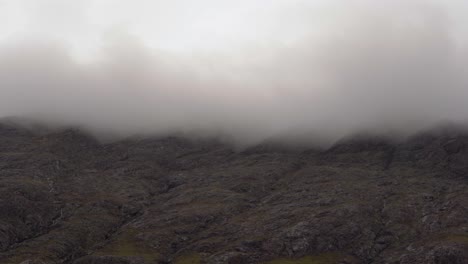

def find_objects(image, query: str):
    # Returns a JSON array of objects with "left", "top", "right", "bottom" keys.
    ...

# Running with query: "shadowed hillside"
[{"left": 0, "top": 122, "right": 467, "bottom": 264}]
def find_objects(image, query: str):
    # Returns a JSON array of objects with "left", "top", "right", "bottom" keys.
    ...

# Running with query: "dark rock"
[{"left": 0, "top": 124, "right": 467, "bottom": 263}]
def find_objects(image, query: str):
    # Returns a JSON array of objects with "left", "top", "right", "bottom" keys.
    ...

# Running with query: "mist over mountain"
[
  {"left": 1, "top": 0, "right": 468, "bottom": 146},
  {"left": 2, "top": 2, "right": 468, "bottom": 263}
]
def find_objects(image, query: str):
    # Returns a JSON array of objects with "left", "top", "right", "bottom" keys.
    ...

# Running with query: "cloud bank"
[{"left": 1, "top": 1, "right": 468, "bottom": 146}]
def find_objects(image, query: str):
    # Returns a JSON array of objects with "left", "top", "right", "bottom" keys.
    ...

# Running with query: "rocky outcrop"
[{"left": 0, "top": 124, "right": 467, "bottom": 263}]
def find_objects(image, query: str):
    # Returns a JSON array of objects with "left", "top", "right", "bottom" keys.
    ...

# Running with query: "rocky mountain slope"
[{"left": 0, "top": 122, "right": 467, "bottom": 264}]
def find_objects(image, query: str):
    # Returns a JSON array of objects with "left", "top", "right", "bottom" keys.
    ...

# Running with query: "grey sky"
[{"left": 0, "top": 0, "right": 467, "bottom": 146}]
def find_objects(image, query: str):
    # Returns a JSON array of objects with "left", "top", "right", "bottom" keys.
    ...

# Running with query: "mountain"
[{"left": 0, "top": 122, "right": 467, "bottom": 264}]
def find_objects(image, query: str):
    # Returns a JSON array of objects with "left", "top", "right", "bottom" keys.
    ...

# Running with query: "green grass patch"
[
  {"left": 94, "top": 228, "right": 160, "bottom": 262},
  {"left": 174, "top": 253, "right": 202, "bottom": 264},
  {"left": 441, "top": 234, "right": 468, "bottom": 244},
  {"left": 264, "top": 253, "right": 341, "bottom": 264}
]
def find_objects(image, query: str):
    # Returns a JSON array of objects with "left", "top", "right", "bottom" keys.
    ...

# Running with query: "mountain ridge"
[{"left": 0, "top": 121, "right": 467, "bottom": 264}]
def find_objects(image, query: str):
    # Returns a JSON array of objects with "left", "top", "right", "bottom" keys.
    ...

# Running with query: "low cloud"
[{"left": 1, "top": 1, "right": 468, "bottom": 146}]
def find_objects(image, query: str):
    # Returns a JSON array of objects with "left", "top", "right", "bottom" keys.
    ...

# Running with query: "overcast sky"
[{"left": 0, "top": 0, "right": 468, "bottom": 146}]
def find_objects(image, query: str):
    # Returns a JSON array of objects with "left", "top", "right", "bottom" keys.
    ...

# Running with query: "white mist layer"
[{"left": 0, "top": 1, "right": 468, "bottom": 146}]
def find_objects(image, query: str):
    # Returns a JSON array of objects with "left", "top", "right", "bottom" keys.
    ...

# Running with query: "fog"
[{"left": 1, "top": 0, "right": 468, "bottom": 146}]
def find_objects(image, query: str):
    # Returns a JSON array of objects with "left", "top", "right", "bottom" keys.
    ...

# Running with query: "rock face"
[{"left": 0, "top": 123, "right": 467, "bottom": 264}]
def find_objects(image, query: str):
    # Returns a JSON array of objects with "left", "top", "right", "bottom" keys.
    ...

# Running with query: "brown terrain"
[{"left": 0, "top": 121, "right": 467, "bottom": 264}]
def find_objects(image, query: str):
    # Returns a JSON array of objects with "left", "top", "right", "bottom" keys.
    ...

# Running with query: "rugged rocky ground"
[{"left": 0, "top": 121, "right": 467, "bottom": 264}]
